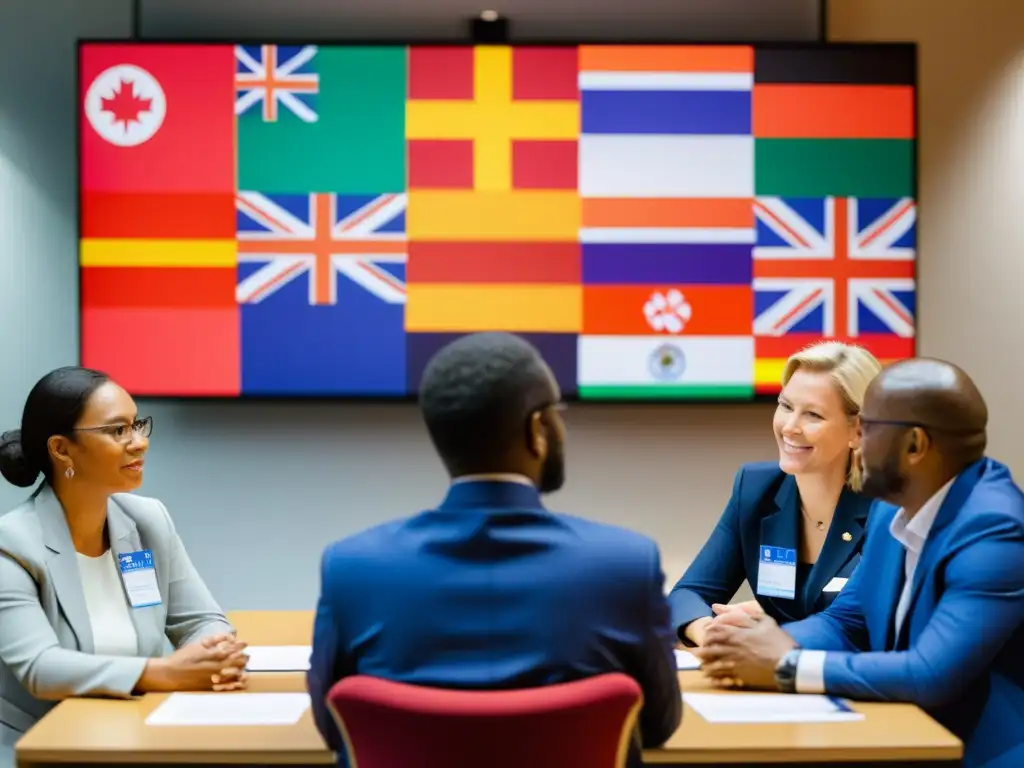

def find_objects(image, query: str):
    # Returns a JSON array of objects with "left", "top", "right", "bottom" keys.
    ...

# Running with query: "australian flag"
[{"left": 236, "top": 191, "right": 408, "bottom": 396}]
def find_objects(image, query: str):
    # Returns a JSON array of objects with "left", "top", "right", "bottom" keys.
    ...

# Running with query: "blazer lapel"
[
  {"left": 757, "top": 476, "right": 802, "bottom": 620},
  {"left": 803, "top": 489, "right": 870, "bottom": 611},
  {"left": 107, "top": 501, "right": 163, "bottom": 655},
  {"left": 893, "top": 460, "right": 987, "bottom": 648},
  {"left": 34, "top": 485, "right": 95, "bottom": 654}
]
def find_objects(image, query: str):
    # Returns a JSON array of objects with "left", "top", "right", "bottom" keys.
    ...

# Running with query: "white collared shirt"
[
  {"left": 889, "top": 477, "right": 954, "bottom": 635},
  {"left": 451, "top": 473, "right": 535, "bottom": 487},
  {"left": 795, "top": 477, "right": 957, "bottom": 694}
]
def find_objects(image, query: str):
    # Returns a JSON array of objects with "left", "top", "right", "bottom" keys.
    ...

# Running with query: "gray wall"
[{"left": 28, "top": 0, "right": 1024, "bottom": 614}]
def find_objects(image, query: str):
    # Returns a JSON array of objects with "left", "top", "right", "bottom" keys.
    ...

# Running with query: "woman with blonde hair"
[{"left": 668, "top": 342, "right": 883, "bottom": 646}]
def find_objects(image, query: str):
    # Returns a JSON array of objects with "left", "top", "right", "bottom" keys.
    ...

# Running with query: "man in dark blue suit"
[
  {"left": 699, "top": 359, "right": 1024, "bottom": 768},
  {"left": 307, "top": 332, "right": 681, "bottom": 766}
]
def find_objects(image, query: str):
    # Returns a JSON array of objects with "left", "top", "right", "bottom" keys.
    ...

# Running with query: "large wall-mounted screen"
[{"left": 79, "top": 42, "right": 916, "bottom": 400}]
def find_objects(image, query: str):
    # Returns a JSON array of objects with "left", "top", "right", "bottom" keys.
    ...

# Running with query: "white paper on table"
[
  {"left": 674, "top": 649, "right": 701, "bottom": 670},
  {"left": 823, "top": 577, "right": 849, "bottom": 593},
  {"left": 684, "top": 693, "right": 864, "bottom": 723},
  {"left": 245, "top": 645, "right": 312, "bottom": 671},
  {"left": 145, "top": 693, "right": 311, "bottom": 726}
]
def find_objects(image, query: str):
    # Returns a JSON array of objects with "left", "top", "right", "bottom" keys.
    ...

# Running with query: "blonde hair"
[{"left": 780, "top": 342, "right": 883, "bottom": 492}]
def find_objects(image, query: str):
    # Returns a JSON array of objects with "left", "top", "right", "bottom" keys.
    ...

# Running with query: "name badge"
[
  {"left": 117, "top": 549, "right": 162, "bottom": 609},
  {"left": 756, "top": 546, "right": 797, "bottom": 600}
]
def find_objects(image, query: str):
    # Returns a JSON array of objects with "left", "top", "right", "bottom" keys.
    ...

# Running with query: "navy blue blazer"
[
  {"left": 786, "top": 458, "right": 1024, "bottom": 768},
  {"left": 307, "top": 481, "right": 681, "bottom": 767},
  {"left": 668, "top": 462, "right": 873, "bottom": 636}
]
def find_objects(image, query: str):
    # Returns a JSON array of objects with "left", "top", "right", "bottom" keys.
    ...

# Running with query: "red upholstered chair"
[{"left": 326, "top": 673, "right": 643, "bottom": 768}]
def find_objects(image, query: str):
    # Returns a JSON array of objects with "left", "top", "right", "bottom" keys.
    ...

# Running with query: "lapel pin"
[{"left": 842, "top": 532, "right": 853, "bottom": 542}]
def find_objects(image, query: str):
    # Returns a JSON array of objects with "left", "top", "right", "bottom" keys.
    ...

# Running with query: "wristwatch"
[{"left": 774, "top": 648, "right": 802, "bottom": 693}]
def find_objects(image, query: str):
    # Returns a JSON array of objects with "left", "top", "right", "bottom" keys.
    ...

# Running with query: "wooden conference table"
[{"left": 15, "top": 610, "right": 963, "bottom": 767}]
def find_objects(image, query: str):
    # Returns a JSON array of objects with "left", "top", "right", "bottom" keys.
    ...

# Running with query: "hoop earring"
[{"left": 64, "top": 466, "right": 75, "bottom": 480}]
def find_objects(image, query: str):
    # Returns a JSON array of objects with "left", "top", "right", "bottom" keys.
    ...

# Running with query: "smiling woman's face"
[{"left": 773, "top": 368, "right": 858, "bottom": 479}]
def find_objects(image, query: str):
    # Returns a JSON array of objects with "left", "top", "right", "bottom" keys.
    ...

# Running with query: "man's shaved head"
[
  {"left": 858, "top": 358, "right": 988, "bottom": 510},
  {"left": 866, "top": 358, "right": 987, "bottom": 438}
]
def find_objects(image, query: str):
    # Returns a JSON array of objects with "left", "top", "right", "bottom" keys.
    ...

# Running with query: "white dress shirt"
[
  {"left": 452, "top": 473, "right": 535, "bottom": 487},
  {"left": 77, "top": 551, "right": 139, "bottom": 657},
  {"left": 795, "top": 478, "right": 956, "bottom": 694}
]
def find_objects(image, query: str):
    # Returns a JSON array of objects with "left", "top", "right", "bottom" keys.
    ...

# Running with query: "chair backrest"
[{"left": 326, "top": 674, "right": 643, "bottom": 768}]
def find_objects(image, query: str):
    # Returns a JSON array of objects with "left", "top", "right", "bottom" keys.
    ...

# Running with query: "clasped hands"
[
  {"left": 140, "top": 632, "right": 250, "bottom": 693},
  {"left": 200, "top": 633, "right": 250, "bottom": 692},
  {"left": 690, "top": 602, "right": 798, "bottom": 691}
]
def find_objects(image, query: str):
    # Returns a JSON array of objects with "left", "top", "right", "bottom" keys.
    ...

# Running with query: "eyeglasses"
[
  {"left": 532, "top": 402, "right": 567, "bottom": 418},
  {"left": 860, "top": 417, "right": 978, "bottom": 434},
  {"left": 73, "top": 416, "right": 153, "bottom": 444}
]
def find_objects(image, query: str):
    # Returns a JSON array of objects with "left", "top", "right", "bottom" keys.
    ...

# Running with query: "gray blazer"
[{"left": 0, "top": 484, "right": 233, "bottom": 734}]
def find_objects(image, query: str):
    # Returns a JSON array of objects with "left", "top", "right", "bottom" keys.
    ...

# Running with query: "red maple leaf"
[{"left": 100, "top": 79, "right": 152, "bottom": 132}]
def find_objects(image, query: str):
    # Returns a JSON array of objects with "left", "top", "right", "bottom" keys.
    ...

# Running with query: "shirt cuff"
[{"left": 795, "top": 650, "right": 827, "bottom": 694}]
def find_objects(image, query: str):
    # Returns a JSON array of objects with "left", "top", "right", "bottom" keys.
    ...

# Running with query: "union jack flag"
[
  {"left": 235, "top": 45, "right": 319, "bottom": 122},
  {"left": 752, "top": 196, "right": 916, "bottom": 359},
  {"left": 236, "top": 192, "right": 407, "bottom": 307}
]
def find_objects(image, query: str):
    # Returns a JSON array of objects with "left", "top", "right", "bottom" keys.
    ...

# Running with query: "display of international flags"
[{"left": 78, "top": 42, "right": 917, "bottom": 399}]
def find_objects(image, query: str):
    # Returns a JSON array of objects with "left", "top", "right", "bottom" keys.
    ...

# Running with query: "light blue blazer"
[{"left": 0, "top": 484, "right": 232, "bottom": 751}]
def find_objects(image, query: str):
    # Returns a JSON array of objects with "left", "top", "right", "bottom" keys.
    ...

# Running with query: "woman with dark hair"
[{"left": 0, "top": 367, "right": 247, "bottom": 757}]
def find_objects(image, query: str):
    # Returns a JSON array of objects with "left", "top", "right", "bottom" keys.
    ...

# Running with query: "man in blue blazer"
[
  {"left": 307, "top": 332, "right": 681, "bottom": 767},
  {"left": 699, "top": 359, "right": 1024, "bottom": 768}
]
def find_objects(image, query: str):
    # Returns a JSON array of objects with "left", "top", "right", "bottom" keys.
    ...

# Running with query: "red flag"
[{"left": 80, "top": 43, "right": 235, "bottom": 193}]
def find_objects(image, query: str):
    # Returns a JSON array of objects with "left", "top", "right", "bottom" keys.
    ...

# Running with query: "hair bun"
[{"left": 0, "top": 429, "right": 40, "bottom": 488}]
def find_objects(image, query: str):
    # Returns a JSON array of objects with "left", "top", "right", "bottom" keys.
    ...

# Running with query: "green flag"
[{"left": 237, "top": 46, "right": 406, "bottom": 193}]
